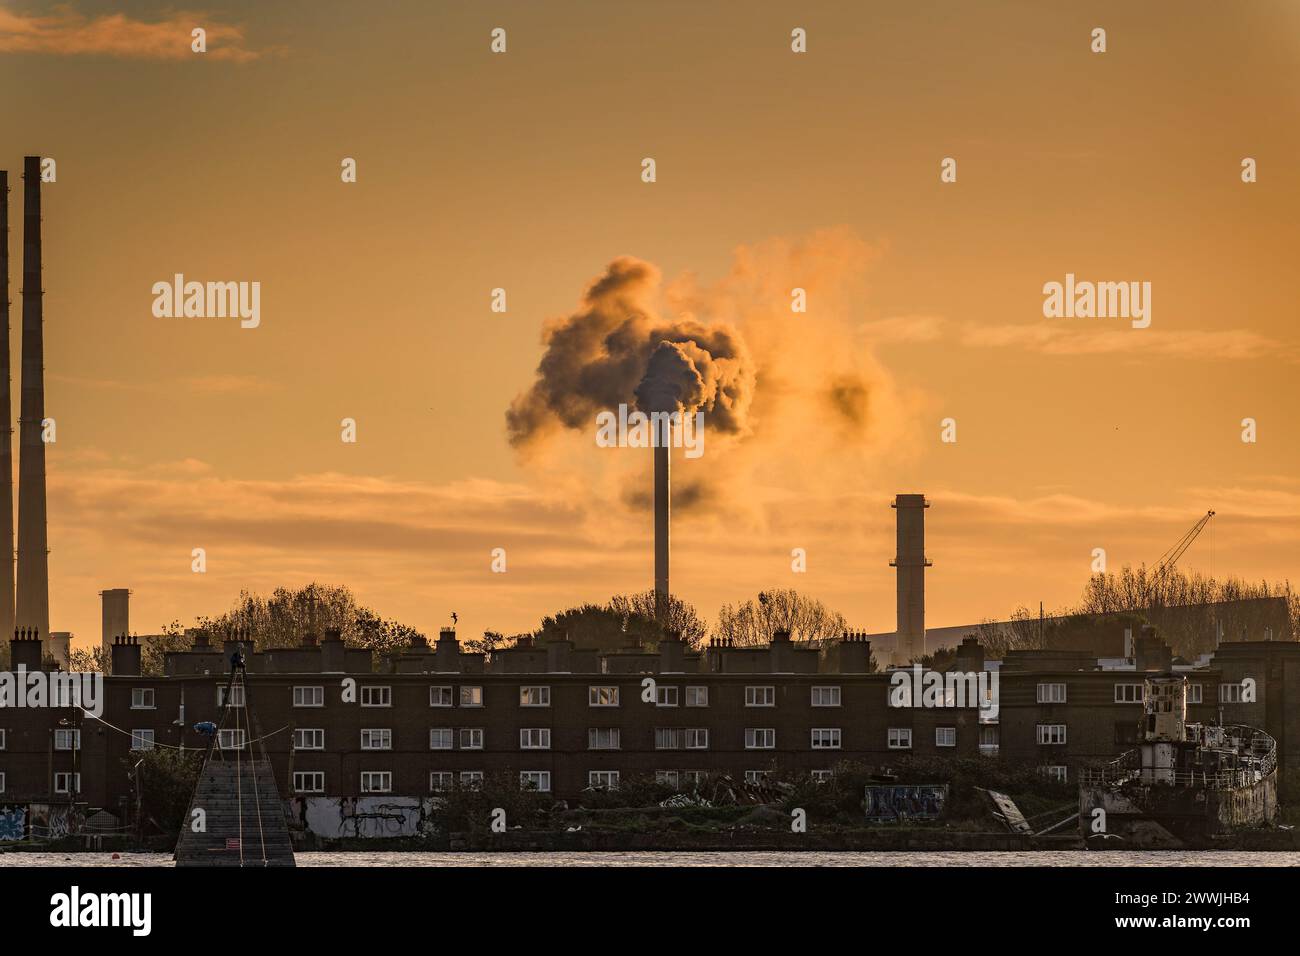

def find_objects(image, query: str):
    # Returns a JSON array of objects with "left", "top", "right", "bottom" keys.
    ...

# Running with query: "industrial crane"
[{"left": 1147, "top": 510, "right": 1215, "bottom": 601}]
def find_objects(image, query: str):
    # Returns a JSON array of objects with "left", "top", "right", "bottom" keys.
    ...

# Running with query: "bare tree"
[{"left": 714, "top": 589, "right": 849, "bottom": 646}]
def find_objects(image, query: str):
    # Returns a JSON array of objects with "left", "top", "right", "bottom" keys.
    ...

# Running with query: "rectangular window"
[
  {"left": 294, "top": 728, "right": 325, "bottom": 750},
  {"left": 218, "top": 685, "right": 245, "bottom": 708},
  {"left": 520, "top": 771, "right": 551, "bottom": 792},
  {"left": 588, "top": 728, "right": 621, "bottom": 750},
  {"left": 1036, "top": 682, "right": 1067, "bottom": 704},
  {"left": 429, "top": 728, "right": 453, "bottom": 750},
  {"left": 935, "top": 726, "right": 957, "bottom": 748},
  {"left": 459, "top": 686, "right": 483, "bottom": 707},
  {"left": 54, "top": 729, "right": 81, "bottom": 751},
  {"left": 1039, "top": 765, "right": 1068, "bottom": 783},
  {"left": 810, "top": 728, "right": 841, "bottom": 749},
  {"left": 0, "top": 772, "right": 5, "bottom": 793},
  {"left": 656, "top": 685, "right": 679, "bottom": 707},
  {"left": 655, "top": 727, "right": 684, "bottom": 750},
  {"left": 520, "top": 728, "right": 551, "bottom": 750},
  {"left": 744, "top": 770, "right": 770, "bottom": 785},
  {"left": 685, "top": 686, "right": 709, "bottom": 707},
  {"left": 459, "top": 771, "right": 483, "bottom": 789},
  {"left": 131, "top": 688, "right": 155, "bottom": 709},
  {"left": 745, "top": 685, "right": 775, "bottom": 707},
  {"left": 1037, "top": 723, "right": 1068, "bottom": 745},
  {"left": 0, "top": 729, "right": 5, "bottom": 749},
  {"left": 745, "top": 728, "right": 776, "bottom": 749},
  {"left": 1188, "top": 684, "right": 1203, "bottom": 704},
  {"left": 685, "top": 728, "right": 709, "bottom": 750},
  {"left": 360, "top": 686, "right": 392, "bottom": 708},
  {"left": 589, "top": 685, "right": 620, "bottom": 707},
  {"left": 979, "top": 725, "right": 999, "bottom": 748},
  {"left": 54, "top": 772, "right": 81, "bottom": 795},
  {"left": 430, "top": 686, "right": 454, "bottom": 707},
  {"left": 293, "top": 686, "right": 325, "bottom": 708},
  {"left": 811, "top": 686, "right": 841, "bottom": 707},
  {"left": 588, "top": 770, "right": 620, "bottom": 790},
  {"left": 811, "top": 769, "right": 834, "bottom": 784},
  {"left": 429, "top": 772, "right": 453, "bottom": 793},
  {"left": 218, "top": 728, "right": 246, "bottom": 751},
  {"left": 682, "top": 770, "right": 707, "bottom": 788},
  {"left": 361, "top": 728, "right": 392, "bottom": 751},
  {"left": 1114, "top": 683, "right": 1143, "bottom": 704},
  {"left": 655, "top": 770, "right": 680, "bottom": 788},
  {"left": 294, "top": 771, "right": 325, "bottom": 794},
  {"left": 459, "top": 728, "right": 484, "bottom": 750},
  {"left": 519, "top": 686, "right": 550, "bottom": 707},
  {"left": 130, "top": 729, "right": 155, "bottom": 751},
  {"left": 361, "top": 771, "right": 392, "bottom": 794},
  {"left": 887, "top": 727, "right": 912, "bottom": 750},
  {"left": 1219, "top": 683, "right": 1246, "bottom": 704}
]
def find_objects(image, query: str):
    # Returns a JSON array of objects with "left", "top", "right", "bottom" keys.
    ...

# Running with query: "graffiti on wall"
[
  {"left": 864, "top": 785, "right": 948, "bottom": 822},
  {"left": 28, "top": 804, "right": 84, "bottom": 839},
  {"left": 0, "top": 805, "right": 25, "bottom": 841},
  {"left": 287, "top": 797, "right": 436, "bottom": 838}
]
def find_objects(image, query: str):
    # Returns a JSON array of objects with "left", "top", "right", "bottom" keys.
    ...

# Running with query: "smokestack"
[
  {"left": 890, "top": 494, "right": 930, "bottom": 664},
  {"left": 0, "top": 171, "right": 14, "bottom": 646},
  {"left": 17, "top": 156, "right": 49, "bottom": 646},
  {"left": 101, "top": 588, "right": 131, "bottom": 659},
  {"left": 654, "top": 442, "right": 669, "bottom": 622}
]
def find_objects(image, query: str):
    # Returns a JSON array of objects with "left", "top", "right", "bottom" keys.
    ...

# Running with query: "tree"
[
  {"left": 607, "top": 590, "right": 708, "bottom": 648},
  {"left": 714, "top": 589, "right": 849, "bottom": 646},
  {"left": 531, "top": 592, "right": 706, "bottom": 651},
  {"left": 127, "top": 746, "right": 201, "bottom": 836},
  {"left": 68, "top": 645, "right": 108, "bottom": 672},
  {"left": 462, "top": 630, "right": 520, "bottom": 661}
]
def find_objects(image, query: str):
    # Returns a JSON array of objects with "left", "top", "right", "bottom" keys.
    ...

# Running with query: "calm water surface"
[{"left": 3, "top": 850, "right": 1298, "bottom": 867}]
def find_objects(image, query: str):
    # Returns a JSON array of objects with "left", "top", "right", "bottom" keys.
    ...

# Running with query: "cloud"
[{"left": 0, "top": 7, "right": 267, "bottom": 61}]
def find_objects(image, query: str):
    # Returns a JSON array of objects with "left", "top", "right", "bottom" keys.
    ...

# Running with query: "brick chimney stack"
[{"left": 110, "top": 634, "right": 142, "bottom": 676}]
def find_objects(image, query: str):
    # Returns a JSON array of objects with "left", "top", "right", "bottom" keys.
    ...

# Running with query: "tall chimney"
[
  {"left": 16, "top": 156, "right": 49, "bottom": 646},
  {"left": 890, "top": 494, "right": 930, "bottom": 664},
  {"left": 654, "top": 441, "right": 669, "bottom": 622},
  {"left": 101, "top": 588, "right": 131, "bottom": 659},
  {"left": 0, "top": 171, "right": 14, "bottom": 646}
]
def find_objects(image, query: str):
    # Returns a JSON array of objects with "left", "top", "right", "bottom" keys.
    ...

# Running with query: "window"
[
  {"left": 430, "top": 686, "right": 453, "bottom": 707},
  {"left": 293, "top": 686, "right": 324, "bottom": 708},
  {"left": 888, "top": 727, "right": 912, "bottom": 750},
  {"left": 744, "top": 770, "right": 770, "bottom": 785},
  {"left": 520, "top": 686, "right": 550, "bottom": 707},
  {"left": 652, "top": 685, "right": 679, "bottom": 707},
  {"left": 685, "top": 728, "right": 709, "bottom": 750},
  {"left": 588, "top": 770, "right": 620, "bottom": 790},
  {"left": 655, "top": 770, "right": 680, "bottom": 788},
  {"left": 0, "top": 772, "right": 5, "bottom": 793},
  {"left": 811, "top": 686, "right": 841, "bottom": 707},
  {"left": 429, "top": 772, "right": 453, "bottom": 793},
  {"left": 459, "top": 771, "right": 483, "bottom": 789},
  {"left": 294, "top": 728, "right": 325, "bottom": 750},
  {"left": 1219, "top": 683, "right": 1246, "bottom": 703},
  {"left": 130, "top": 729, "right": 155, "bottom": 751},
  {"left": 219, "top": 728, "right": 246, "bottom": 751},
  {"left": 361, "top": 771, "right": 392, "bottom": 794},
  {"left": 459, "top": 728, "right": 484, "bottom": 750},
  {"left": 1039, "top": 765, "right": 1068, "bottom": 783},
  {"left": 54, "top": 772, "right": 81, "bottom": 795},
  {"left": 520, "top": 771, "right": 551, "bottom": 792},
  {"left": 745, "top": 728, "right": 776, "bottom": 750},
  {"left": 685, "top": 686, "right": 709, "bottom": 707},
  {"left": 1037, "top": 723, "right": 1067, "bottom": 745},
  {"left": 1114, "top": 720, "right": 1139, "bottom": 745},
  {"left": 811, "top": 769, "right": 834, "bottom": 784},
  {"left": 0, "top": 729, "right": 5, "bottom": 749},
  {"left": 361, "top": 729, "right": 392, "bottom": 751},
  {"left": 589, "top": 685, "right": 620, "bottom": 707},
  {"left": 294, "top": 771, "right": 325, "bottom": 794},
  {"left": 682, "top": 770, "right": 707, "bottom": 788},
  {"left": 935, "top": 727, "right": 956, "bottom": 748},
  {"left": 520, "top": 728, "right": 551, "bottom": 750},
  {"left": 1188, "top": 684, "right": 1203, "bottom": 704},
  {"left": 218, "top": 685, "right": 245, "bottom": 708},
  {"left": 131, "top": 688, "right": 155, "bottom": 709},
  {"left": 1036, "top": 682, "right": 1067, "bottom": 704},
  {"left": 745, "top": 685, "right": 775, "bottom": 707},
  {"left": 54, "top": 728, "right": 81, "bottom": 750},
  {"left": 811, "top": 728, "right": 841, "bottom": 749},
  {"left": 588, "top": 728, "right": 621, "bottom": 750},
  {"left": 459, "top": 686, "right": 483, "bottom": 707},
  {"left": 429, "top": 728, "right": 453, "bottom": 750},
  {"left": 655, "top": 728, "right": 684, "bottom": 750},
  {"left": 360, "top": 686, "right": 391, "bottom": 708},
  {"left": 1114, "top": 683, "right": 1143, "bottom": 704}
]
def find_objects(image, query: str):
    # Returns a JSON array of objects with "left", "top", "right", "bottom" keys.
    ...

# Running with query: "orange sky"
[{"left": 1, "top": 0, "right": 1298, "bottom": 649}]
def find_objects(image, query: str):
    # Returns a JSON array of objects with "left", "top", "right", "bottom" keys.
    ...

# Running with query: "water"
[{"left": 3, "top": 850, "right": 1298, "bottom": 867}]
